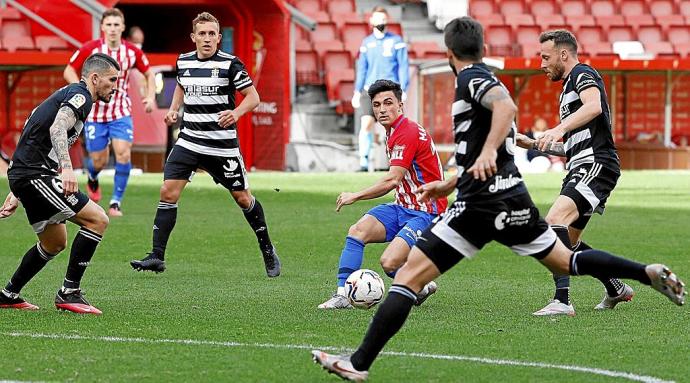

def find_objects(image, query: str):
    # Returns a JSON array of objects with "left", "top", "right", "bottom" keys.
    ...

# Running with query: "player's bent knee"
[
  {"left": 160, "top": 185, "right": 181, "bottom": 203},
  {"left": 41, "top": 238, "right": 67, "bottom": 254},
  {"left": 232, "top": 192, "right": 253, "bottom": 209},
  {"left": 347, "top": 224, "right": 368, "bottom": 242},
  {"left": 380, "top": 254, "right": 403, "bottom": 274}
]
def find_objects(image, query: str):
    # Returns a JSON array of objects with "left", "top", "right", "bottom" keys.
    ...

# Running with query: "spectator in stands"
[
  {"left": 352, "top": 6, "right": 409, "bottom": 171},
  {"left": 63, "top": 8, "right": 156, "bottom": 217},
  {"left": 127, "top": 26, "right": 144, "bottom": 49}
]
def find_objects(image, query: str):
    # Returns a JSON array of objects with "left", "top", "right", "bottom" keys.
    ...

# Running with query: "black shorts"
[
  {"left": 416, "top": 193, "right": 557, "bottom": 273},
  {"left": 9, "top": 176, "right": 89, "bottom": 234},
  {"left": 560, "top": 162, "right": 619, "bottom": 228},
  {"left": 163, "top": 144, "right": 249, "bottom": 191}
]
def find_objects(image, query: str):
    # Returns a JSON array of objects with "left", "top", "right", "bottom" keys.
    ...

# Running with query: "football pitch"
[{"left": 0, "top": 171, "right": 688, "bottom": 382}]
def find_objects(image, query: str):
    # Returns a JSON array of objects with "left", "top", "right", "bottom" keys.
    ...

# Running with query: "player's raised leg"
[
  {"left": 56, "top": 200, "right": 109, "bottom": 315},
  {"left": 319, "top": 212, "right": 386, "bottom": 309}
]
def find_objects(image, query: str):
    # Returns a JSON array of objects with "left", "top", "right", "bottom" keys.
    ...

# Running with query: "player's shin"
[
  {"left": 337, "top": 236, "right": 365, "bottom": 294},
  {"left": 112, "top": 161, "right": 132, "bottom": 204},
  {"left": 241, "top": 197, "right": 273, "bottom": 252},
  {"left": 152, "top": 201, "right": 178, "bottom": 260},
  {"left": 574, "top": 240, "right": 626, "bottom": 296},
  {"left": 350, "top": 284, "right": 417, "bottom": 371},
  {"left": 569, "top": 249, "right": 651, "bottom": 285},
  {"left": 5, "top": 243, "right": 55, "bottom": 294},
  {"left": 63, "top": 228, "right": 102, "bottom": 290},
  {"left": 551, "top": 225, "right": 572, "bottom": 304}
]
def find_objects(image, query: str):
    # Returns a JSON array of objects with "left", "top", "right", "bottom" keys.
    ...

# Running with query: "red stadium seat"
[
  {"left": 3, "top": 36, "right": 35, "bottom": 52},
  {"left": 505, "top": 14, "right": 535, "bottom": 31},
  {"left": 387, "top": 23, "right": 403, "bottom": 37},
  {"left": 530, "top": 0, "right": 559, "bottom": 16},
  {"left": 595, "top": 15, "right": 625, "bottom": 33},
  {"left": 330, "top": 12, "right": 361, "bottom": 30},
  {"left": 295, "top": 0, "right": 321, "bottom": 13},
  {"left": 668, "top": 26, "right": 690, "bottom": 45},
  {"left": 520, "top": 41, "right": 541, "bottom": 57},
  {"left": 34, "top": 36, "right": 69, "bottom": 52},
  {"left": 624, "top": 15, "right": 655, "bottom": 31},
  {"left": 311, "top": 22, "right": 337, "bottom": 42},
  {"left": 578, "top": 26, "right": 604, "bottom": 43},
  {"left": 536, "top": 15, "right": 565, "bottom": 29},
  {"left": 561, "top": 0, "right": 586, "bottom": 15},
  {"left": 673, "top": 42, "right": 690, "bottom": 57},
  {"left": 500, "top": 0, "right": 526, "bottom": 16},
  {"left": 323, "top": 50, "right": 352, "bottom": 74},
  {"left": 344, "top": 40, "right": 361, "bottom": 60},
  {"left": 296, "top": 51, "right": 320, "bottom": 85},
  {"left": 336, "top": 80, "right": 355, "bottom": 114},
  {"left": 516, "top": 26, "right": 540, "bottom": 45},
  {"left": 581, "top": 42, "right": 615, "bottom": 57},
  {"left": 1, "top": 20, "right": 29, "bottom": 37},
  {"left": 325, "top": 69, "right": 352, "bottom": 100},
  {"left": 313, "top": 40, "right": 345, "bottom": 60},
  {"left": 469, "top": 0, "right": 495, "bottom": 16},
  {"left": 296, "top": 38, "right": 311, "bottom": 52},
  {"left": 486, "top": 26, "right": 515, "bottom": 56},
  {"left": 590, "top": 0, "right": 616, "bottom": 16},
  {"left": 655, "top": 15, "right": 685, "bottom": 33},
  {"left": 0, "top": 7, "right": 21, "bottom": 20},
  {"left": 326, "top": 0, "right": 355, "bottom": 14},
  {"left": 637, "top": 25, "right": 664, "bottom": 45},
  {"left": 410, "top": 41, "right": 443, "bottom": 59},
  {"left": 645, "top": 42, "right": 676, "bottom": 56},
  {"left": 303, "top": 10, "right": 330, "bottom": 23},
  {"left": 681, "top": 1, "right": 690, "bottom": 16},
  {"left": 475, "top": 14, "right": 504, "bottom": 28},
  {"left": 565, "top": 15, "right": 596, "bottom": 32},
  {"left": 609, "top": 26, "right": 635, "bottom": 42},
  {"left": 620, "top": 0, "right": 647, "bottom": 15},
  {"left": 341, "top": 22, "right": 369, "bottom": 44},
  {"left": 649, "top": 0, "right": 676, "bottom": 17}
]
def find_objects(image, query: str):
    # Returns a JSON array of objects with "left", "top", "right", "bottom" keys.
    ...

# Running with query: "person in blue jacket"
[{"left": 352, "top": 7, "right": 409, "bottom": 171}]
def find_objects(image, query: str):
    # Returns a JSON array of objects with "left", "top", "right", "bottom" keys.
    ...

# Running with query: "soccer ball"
[{"left": 345, "top": 269, "right": 385, "bottom": 309}]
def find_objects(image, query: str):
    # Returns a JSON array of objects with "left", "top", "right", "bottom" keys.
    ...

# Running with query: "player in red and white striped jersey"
[{"left": 64, "top": 8, "right": 156, "bottom": 217}]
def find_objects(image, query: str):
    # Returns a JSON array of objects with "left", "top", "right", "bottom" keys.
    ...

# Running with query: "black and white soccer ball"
[{"left": 345, "top": 269, "right": 385, "bottom": 309}]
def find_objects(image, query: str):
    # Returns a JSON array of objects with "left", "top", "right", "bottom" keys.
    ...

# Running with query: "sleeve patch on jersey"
[
  {"left": 67, "top": 93, "right": 86, "bottom": 109},
  {"left": 468, "top": 78, "right": 492, "bottom": 101},
  {"left": 575, "top": 73, "right": 597, "bottom": 92},
  {"left": 390, "top": 144, "right": 405, "bottom": 161},
  {"left": 233, "top": 70, "right": 249, "bottom": 82}
]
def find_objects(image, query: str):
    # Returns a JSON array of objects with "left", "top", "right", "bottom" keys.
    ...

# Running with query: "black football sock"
[
  {"left": 350, "top": 285, "right": 417, "bottom": 371},
  {"left": 569, "top": 249, "right": 651, "bottom": 285},
  {"left": 574, "top": 240, "right": 625, "bottom": 296},
  {"left": 5, "top": 243, "right": 55, "bottom": 294},
  {"left": 551, "top": 225, "right": 571, "bottom": 304},
  {"left": 63, "top": 228, "right": 102, "bottom": 290},
  {"left": 152, "top": 201, "right": 178, "bottom": 260},
  {"left": 242, "top": 197, "right": 274, "bottom": 253}
]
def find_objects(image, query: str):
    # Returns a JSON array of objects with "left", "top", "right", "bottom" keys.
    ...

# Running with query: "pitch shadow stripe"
[{"left": 1, "top": 332, "right": 673, "bottom": 383}]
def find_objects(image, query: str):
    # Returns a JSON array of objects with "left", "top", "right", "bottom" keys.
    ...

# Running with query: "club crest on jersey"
[
  {"left": 211, "top": 66, "right": 220, "bottom": 78},
  {"left": 390, "top": 144, "right": 405, "bottom": 161},
  {"left": 67, "top": 94, "right": 86, "bottom": 109}
]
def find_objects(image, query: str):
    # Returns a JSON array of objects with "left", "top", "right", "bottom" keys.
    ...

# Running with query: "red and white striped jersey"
[
  {"left": 68, "top": 38, "right": 150, "bottom": 123},
  {"left": 386, "top": 115, "right": 448, "bottom": 214}
]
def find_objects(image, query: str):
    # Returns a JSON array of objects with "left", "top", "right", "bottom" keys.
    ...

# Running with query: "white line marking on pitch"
[{"left": 2, "top": 332, "right": 674, "bottom": 383}]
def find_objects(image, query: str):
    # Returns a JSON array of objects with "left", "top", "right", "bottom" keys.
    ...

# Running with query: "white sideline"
[{"left": 2, "top": 332, "right": 674, "bottom": 383}]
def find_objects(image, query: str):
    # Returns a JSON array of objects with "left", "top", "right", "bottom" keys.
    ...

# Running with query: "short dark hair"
[
  {"left": 101, "top": 8, "right": 124, "bottom": 24},
  {"left": 444, "top": 17, "right": 484, "bottom": 62},
  {"left": 82, "top": 53, "right": 120, "bottom": 78},
  {"left": 368, "top": 79, "right": 403, "bottom": 102},
  {"left": 539, "top": 30, "right": 578, "bottom": 54}
]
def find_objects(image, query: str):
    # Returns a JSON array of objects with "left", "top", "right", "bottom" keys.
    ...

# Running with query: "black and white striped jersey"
[
  {"left": 559, "top": 63, "right": 619, "bottom": 171},
  {"left": 175, "top": 49, "right": 253, "bottom": 157},
  {"left": 452, "top": 63, "right": 526, "bottom": 202}
]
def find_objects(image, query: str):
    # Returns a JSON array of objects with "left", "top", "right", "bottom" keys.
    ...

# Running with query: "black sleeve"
[
  {"left": 572, "top": 66, "right": 600, "bottom": 94},
  {"left": 60, "top": 86, "right": 92, "bottom": 122},
  {"left": 229, "top": 59, "right": 253, "bottom": 91}
]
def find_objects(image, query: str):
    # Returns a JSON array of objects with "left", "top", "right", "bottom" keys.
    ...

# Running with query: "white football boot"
[
  {"left": 312, "top": 350, "right": 368, "bottom": 382},
  {"left": 318, "top": 294, "right": 353, "bottom": 309},
  {"left": 594, "top": 284, "right": 634, "bottom": 310},
  {"left": 646, "top": 264, "right": 686, "bottom": 306},
  {"left": 532, "top": 299, "right": 575, "bottom": 316},
  {"left": 414, "top": 281, "right": 438, "bottom": 306}
]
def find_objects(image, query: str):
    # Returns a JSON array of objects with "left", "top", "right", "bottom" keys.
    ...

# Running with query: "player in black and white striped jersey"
[
  {"left": 130, "top": 12, "right": 280, "bottom": 277},
  {"left": 517, "top": 30, "right": 631, "bottom": 316}
]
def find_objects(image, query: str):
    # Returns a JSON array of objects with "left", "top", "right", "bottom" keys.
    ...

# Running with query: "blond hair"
[{"left": 192, "top": 12, "right": 220, "bottom": 32}]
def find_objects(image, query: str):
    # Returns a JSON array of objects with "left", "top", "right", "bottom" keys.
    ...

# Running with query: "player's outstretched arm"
[
  {"left": 0, "top": 192, "right": 19, "bottom": 218},
  {"left": 536, "top": 87, "right": 602, "bottom": 151},
  {"left": 49, "top": 106, "right": 78, "bottom": 195},
  {"left": 468, "top": 86, "right": 516, "bottom": 181},
  {"left": 516, "top": 132, "right": 566, "bottom": 157},
  {"left": 415, "top": 174, "right": 458, "bottom": 203},
  {"left": 335, "top": 166, "right": 407, "bottom": 212},
  {"left": 219, "top": 86, "right": 260, "bottom": 129}
]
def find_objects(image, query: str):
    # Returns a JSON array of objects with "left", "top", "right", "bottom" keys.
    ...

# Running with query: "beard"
[{"left": 549, "top": 64, "right": 565, "bottom": 82}]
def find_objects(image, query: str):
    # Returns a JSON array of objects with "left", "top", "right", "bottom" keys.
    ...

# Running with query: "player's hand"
[
  {"left": 336, "top": 192, "right": 358, "bottom": 212},
  {"left": 351, "top": 91, "right": 361, "bottom": 109},
  {"left": 414, "top": 180, "right": 451, "bottom": 203},
  {"left": 60, "top": 168, "right": 78, "bottom": 196},
  {"left": 218, "top": 110, "right": 239, "bottom": 128},
  {"left": 468, "top": 149, "right": 498, "bottom": 181},
  {"left": 164, "top": 110, "right": 179, "bottom": 126},
  {"left": 536, "top": 126, "right": 565, "bottom": 152},
  {"left": 0, "top": 193, "right": 19, "bottom": 219},
  {"left": 142, "top": 97, "right": 155, "bottom": 113},
  {"left": 515, "top": 132, "right": 535, "bottom": 150}
]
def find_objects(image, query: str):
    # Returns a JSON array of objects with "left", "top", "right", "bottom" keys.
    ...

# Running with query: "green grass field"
[{"left": 0, "top": 171, "right": 688, "bottom": 382}]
